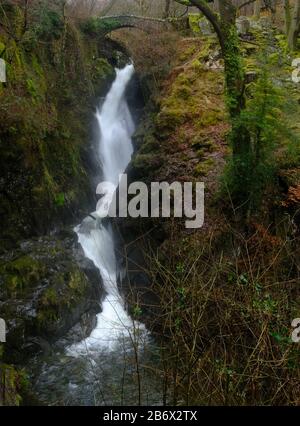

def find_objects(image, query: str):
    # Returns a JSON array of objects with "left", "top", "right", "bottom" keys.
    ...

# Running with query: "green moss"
[
  {"left": 191, "top": 59, "right": 203, "bottom": 72},
  {"left": 191, "top": 135, "right": 216, "bottom": 152},
  {"left": 54, "top": 192, "right": 65, "bottom": 207},
  {"left": 194, "top": 158, "right": 215, "bottom": 176},
  {"left": 68, "top": 270, "right": 87, "bottom": 295},
  {"left": 197, "top": 37, "right": 216, "bottom": 62},
  {"left": 196, "top": 148, "right": 206, "bottom": 159},
  {"left": 189, "top": 14, "right": 202, "bottom": 35},
  {"left": 0, "top": 364, "right": 26, "bottom": 406},
  {"left": 92, "top": 58, "right": 114, "bottom": 83},
  {"left": 155, "top": 37, "right": 225, "bottom": 143},
  {"left": 196, "top": 109, "right": 223, "bottom": 128},
  {"left": 156, "top": 107, "right": 187, "bottom": 136},
  {"left": 139, "top": 134, "right": 160, "bottom": 154},
  {"left": 0, "top": 255, "right": 44, "bottom": 295},
  {"left": 37, "top": 269, "right": 88, "bottom": 327},
  {"left": 81, "top": 16, "right": 122, "bottom": 36},
  {"left": 26, "top": 78, "right": 39, "bottom": 99},
  {"left": 41, "top": 287, "right": 58, "bottom": 307},
  {"left": 178, "top": 44, "right": 198, "bottom": 62}
]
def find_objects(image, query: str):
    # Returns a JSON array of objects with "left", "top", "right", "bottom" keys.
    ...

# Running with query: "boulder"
[{"left": 0, "top": 231, "right": 104, "bottom": 362}]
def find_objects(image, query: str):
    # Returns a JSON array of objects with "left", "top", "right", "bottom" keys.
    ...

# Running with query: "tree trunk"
[
  {"left": 285, "top": 0, "right": 291, "bottom": 35},
  {"left": 254, "top": 0, "right": 262, "bottom": 19},
  {"left": 288, "top": 0, "right": 300, "bottom": 50},
  {"left": 217, "top": 2, "right": 245, "bottom": 117}
]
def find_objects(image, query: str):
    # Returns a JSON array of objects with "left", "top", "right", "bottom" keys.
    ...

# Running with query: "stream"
[{"left": 28, "top": 64, "right": 163, "bottom": 406}]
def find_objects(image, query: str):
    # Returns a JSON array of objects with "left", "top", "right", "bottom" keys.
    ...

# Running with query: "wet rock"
[
  {"left": 114, "top": 216, "right": 164, "bottom": 329},
  {"left": 0, "top": 231, "right": 104, "bottom": 363},
  {"left": 125, "top": 73, "right": 145, "bottom": 125}
]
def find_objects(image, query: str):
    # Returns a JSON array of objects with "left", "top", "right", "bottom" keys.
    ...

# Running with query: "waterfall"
[
  {"left": 97, "top": 65, "right": 135, "bottom": 185},
  {"left": 68, "top": 64, "right": 146, "bottom": 355}
]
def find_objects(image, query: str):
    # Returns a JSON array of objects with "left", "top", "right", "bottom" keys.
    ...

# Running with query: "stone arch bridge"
[{"left": 92, "top": 15, "right": 188, "bottom": 36}]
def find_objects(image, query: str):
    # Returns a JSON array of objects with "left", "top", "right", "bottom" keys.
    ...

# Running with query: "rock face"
[
  {"left": 0, "top": 231, "right": 104, "bottom": 363},
  {"left": 198, "top": 18, "right": 214, "bottom": 36},
  {"left": 115, "top": 215, "right": 165, "bottom": 328},
  {"left": 236, "top": 16, "right": 251, "bottom": 35},
  {"left": 0, "top": 4, "right": 119, "bottom": 248}
]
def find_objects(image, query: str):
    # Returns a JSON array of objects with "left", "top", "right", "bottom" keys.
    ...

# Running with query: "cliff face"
[{"left": 0, "top": 4, "right": 120, "bottom": 248}]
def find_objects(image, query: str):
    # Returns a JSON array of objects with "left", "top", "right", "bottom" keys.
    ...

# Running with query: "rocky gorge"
[{"left": 1, "top": 0, "right": 300, "bottom": 407}]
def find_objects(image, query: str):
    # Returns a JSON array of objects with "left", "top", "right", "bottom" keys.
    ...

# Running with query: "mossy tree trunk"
[
  {"left": 285, "top": 0, "right": 292, "bottom": 35},
  {"left": 288, "top": 0, "right": 300, "bottom": 50}
]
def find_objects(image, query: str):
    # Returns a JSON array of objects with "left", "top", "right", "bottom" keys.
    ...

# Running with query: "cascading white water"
[
  {"left": 97, "top": 65, "right": 135, "bottom": 185},
  {"left": 68, "top": 64, "right": 146, "bottom": 355}
]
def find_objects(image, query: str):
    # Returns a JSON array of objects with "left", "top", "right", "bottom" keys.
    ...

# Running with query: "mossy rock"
[
  {"left": 130, "top": 153, "right": 163, "bottom": 180},
  {"left": 36, "top": 268, "right": 89, "bottom": 331},
  {"left": 0, "top": 363, "right": 26, "bottom": 406},
  {"left": 0, "top": 255, "right": 45, "bottom": 297},
  {"left": 0, "top": 234, "right": 103, "bottom": 363},
  {"left": 93, "top": 58, "right": 114, "bottom": 77}
]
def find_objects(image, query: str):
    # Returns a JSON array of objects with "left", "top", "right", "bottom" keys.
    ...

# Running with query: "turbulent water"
[{"left": 29, "top": 64, "right": 162, "bottom": 406}]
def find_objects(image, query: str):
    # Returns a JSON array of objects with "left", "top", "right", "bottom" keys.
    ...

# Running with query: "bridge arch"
[{"left": 82, "top": 15, "right": 176, "bottom": 37}]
